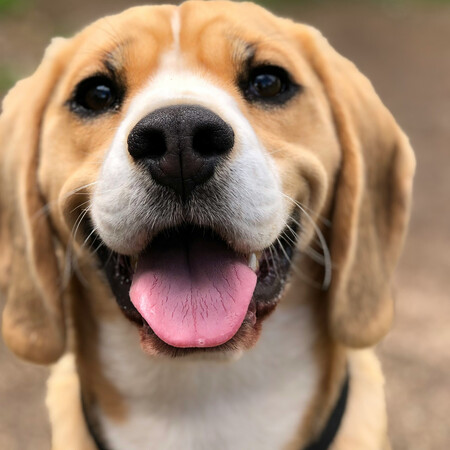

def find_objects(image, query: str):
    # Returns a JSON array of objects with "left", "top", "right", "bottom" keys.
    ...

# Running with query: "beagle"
[{"left": 0, "top": 2, "right": 415, "bottom": 449}]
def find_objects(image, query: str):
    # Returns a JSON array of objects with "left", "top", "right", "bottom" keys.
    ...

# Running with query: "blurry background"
[{"left": 1, "top": 0, "right": 449, "bottom": 448}]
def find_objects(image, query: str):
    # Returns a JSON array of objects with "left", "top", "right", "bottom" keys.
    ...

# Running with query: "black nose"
[{"left": 127, "top": 105, "right": 234, "bottom": 199}]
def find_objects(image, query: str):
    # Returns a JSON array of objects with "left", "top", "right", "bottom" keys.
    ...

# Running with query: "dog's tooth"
[
  {"left": 130, "top": 255, "right": 138, "bottom": 271},
  {"left": 248, "top": 253, "right": 259, "bottom": 272}
]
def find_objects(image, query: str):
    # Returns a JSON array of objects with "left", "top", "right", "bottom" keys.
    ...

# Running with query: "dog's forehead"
[
  {"left": 94, "top": 1, "right": 285, "bottom": 45},
  {"left": 66, "top": 2, "right": 296, "bottom": 85}
]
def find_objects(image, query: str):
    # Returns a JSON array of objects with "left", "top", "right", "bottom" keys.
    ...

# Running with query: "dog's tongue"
[{"left": 129, "top": 236, "right": 257, "bottom": 348}]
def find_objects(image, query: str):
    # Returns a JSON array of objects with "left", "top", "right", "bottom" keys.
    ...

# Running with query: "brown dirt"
[{"left": 1, "top": 2, "right": 449, "bottom": 449}]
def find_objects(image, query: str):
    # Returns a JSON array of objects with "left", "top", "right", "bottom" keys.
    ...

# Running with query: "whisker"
[
  {"left": 72, "top": 207, "right": 90, "bottom": 244},
  {"left": 64, "top": 207, "right": 92, "bottom": 287},
  {"left": 89, "top": 239, "right": 106, "bottom": 260},
  {"left": 268, "top": 244, "right": 281, "bottom": 280},
  {"left": 34, "top": 182, "right": 99, "bottom": 220},
  {"left": 276, "top": 235, "right": 292, "bottom": 265},
  {"left": 282, "top": 192, "right": 331, "bottom": 227},
  {"left": 70, "top": 199, "right": 92, "bottom": 214},
  {"left": 281, "top": 193, "right": 332, "bottom": 290},
  {"left": 62, "top": 181, "right": 98, "bottom": 200},
  {"left": 284, "top": 222, "right": 327, "bottom": 266},
  {"left": 285, "top": 223, "right": 324, "bottom": 262},
  {"left": 81, "top": 225, "right": 98, "bottom": 252},
  {"left": 284, "top": 223, "right": 301, "bottom": 247},
  {"left": 276, "top": 235, "right": 323, "bottom": 290}
]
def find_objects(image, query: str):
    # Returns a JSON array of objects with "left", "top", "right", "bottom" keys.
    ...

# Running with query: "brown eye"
[
  {"left": 251, "top": 72, "right": 283, "bottom": 97},
  {"left": 83, "top": 84, "right": 114, "bottom": 110},
  {"left": 72, "top": 76, "right": 119, "bottom": 115},
  {"left": 243, "top": 65, "right": 299, "bottom": 105}
]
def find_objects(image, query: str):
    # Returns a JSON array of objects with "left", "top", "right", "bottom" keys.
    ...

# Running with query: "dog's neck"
[{"left": 74, "top": 294, "right": 344, "bottom": 450}]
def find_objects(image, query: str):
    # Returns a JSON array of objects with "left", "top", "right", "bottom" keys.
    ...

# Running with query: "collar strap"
[
  {"left": 303, "top": 371, "right": 350, "bottom": 450},
  {"left": 81, "top": 396, "right": 110, "bottom": 450},
  {"left": 83, "top": 372, "right": 350, "bottom": 450}
]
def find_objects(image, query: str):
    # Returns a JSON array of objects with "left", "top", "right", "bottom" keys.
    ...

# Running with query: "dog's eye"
[
  {"left": 250, "top": 68, "right": 284, "bottom": 98},
  {"left": 72, "top": 76, "right": 119, "bottom": 114},
  {"left": 243, "top": 65, "right": 299, "bottom": 105}
]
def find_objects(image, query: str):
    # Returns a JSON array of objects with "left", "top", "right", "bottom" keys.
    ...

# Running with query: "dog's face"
[
  {"left": 0, "top": 1, "right": 415, "bottom": 363},
  {"left": 41, "top": 2, "right": 339, "bottom": 356}
]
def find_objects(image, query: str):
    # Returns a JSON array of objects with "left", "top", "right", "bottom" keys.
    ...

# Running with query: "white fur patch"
[
  {"left": 97, "top": 302, "right": 318, "bottom": 450},
  {"left": 170, "top": 9, "right": 181, "bottom": 52}
]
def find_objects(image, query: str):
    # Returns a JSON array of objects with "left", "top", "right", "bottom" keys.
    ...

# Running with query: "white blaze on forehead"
[
  {"left": 171, "top": 8, "right": 181, "bottom": 52},
  {"left": 158, "top": 8, "right": 183, "bottom": 72},
  {"left": 91, "top": 30, "right": 289, "bottom": 255}
]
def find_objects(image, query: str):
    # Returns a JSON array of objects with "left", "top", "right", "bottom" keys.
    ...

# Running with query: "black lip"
[{"left": 90, "top": 214, "right": 300, "bottom": 337}]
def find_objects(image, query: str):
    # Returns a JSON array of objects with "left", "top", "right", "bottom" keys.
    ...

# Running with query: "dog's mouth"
[{"left": 93, "top": 219, "right": 298, "bottom": 355}]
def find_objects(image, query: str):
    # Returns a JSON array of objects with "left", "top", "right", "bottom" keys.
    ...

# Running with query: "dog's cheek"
[{"left": 267, "top": 143, "right": 331, "bottom": 248}]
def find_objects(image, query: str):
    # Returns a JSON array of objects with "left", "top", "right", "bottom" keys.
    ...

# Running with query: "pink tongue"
[{"left": 129, "top": 238, "right": 257, "bottom": 348}]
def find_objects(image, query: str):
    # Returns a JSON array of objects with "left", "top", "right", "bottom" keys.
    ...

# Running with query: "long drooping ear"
[
  {"left": 298, "top": 27, "right": 415, "bottom": 347},
  {"left": 0, "top": 38, "right": 73, "bottom": 363}
]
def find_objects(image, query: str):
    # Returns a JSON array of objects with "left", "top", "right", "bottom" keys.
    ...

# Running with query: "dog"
[{"left": 0, "top": 1, "right": 415, "bottom": 449}]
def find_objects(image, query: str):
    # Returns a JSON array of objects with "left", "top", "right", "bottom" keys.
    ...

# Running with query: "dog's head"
[{"left": 0, "top": 1, "right": 414, "bottom": 363}]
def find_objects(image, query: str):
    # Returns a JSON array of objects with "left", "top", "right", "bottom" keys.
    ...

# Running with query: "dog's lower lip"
[{"left": 92, "top": 218, "right": 299, "bottom": 351}]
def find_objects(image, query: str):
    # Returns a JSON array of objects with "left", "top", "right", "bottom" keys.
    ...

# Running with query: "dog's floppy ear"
[
  {"left": 0, "top": 38, "right": 73, "bottom": 364},
  {"left": 298, "top": 27, "right": 415, "bottom": 347}
]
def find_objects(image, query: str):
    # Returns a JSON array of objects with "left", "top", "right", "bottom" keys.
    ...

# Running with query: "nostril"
[
  {"left": 192, "top": 123, "right": 234, "bottom": 158},
  {"left": 128, "top": 128, "right": 166, "bottom": 160},
  {"left": 144, "top": 129, "right": 166, "bottom": 159}
]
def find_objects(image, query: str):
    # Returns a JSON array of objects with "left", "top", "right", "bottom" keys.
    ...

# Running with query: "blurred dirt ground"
[{"left": 1, "top": 1, "right": 449, "bottom": 449}]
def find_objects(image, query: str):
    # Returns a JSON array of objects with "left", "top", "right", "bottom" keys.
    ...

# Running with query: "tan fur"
[
  {"left": 69, "top": 277, "right": 128, "bottom": 422},
  {"left": 333, "top": 350, "right": 389, "bottom": 450},
  {"left": 0, "top": 37, "right": 75, "bottom": 363},
  {"left": 0, "top": 2, "right": 415, "bottom": 448},
  {"left": 46, "top": 354, "right": 97, "bottom": 450},
  {"left": 294, "top": 25, "right": 415, "bottom": 347}
]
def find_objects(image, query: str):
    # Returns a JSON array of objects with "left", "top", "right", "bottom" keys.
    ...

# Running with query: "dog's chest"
[{"left": 96, "top": 304, "right": 318, "bottom": 450}]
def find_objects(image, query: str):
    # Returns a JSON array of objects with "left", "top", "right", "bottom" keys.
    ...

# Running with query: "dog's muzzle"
[{"left": 91, "top": 102, "right": 296, "bottom": 354}]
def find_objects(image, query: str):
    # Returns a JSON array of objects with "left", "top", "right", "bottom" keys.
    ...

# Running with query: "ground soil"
[{"left": 0, "top": 1, "right": 449, "bottom": 449}]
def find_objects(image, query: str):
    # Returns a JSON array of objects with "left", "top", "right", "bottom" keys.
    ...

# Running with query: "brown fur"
[{"left": 0, "top": 2, "right": 415, "bottom": 448}]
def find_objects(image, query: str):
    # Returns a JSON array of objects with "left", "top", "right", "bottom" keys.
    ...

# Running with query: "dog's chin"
[
  {"left": 92, "top": 219, "right": 298, "bottom": 359},
  {"left": 137, "top": 318, "right": 262, "bottom": 359}
]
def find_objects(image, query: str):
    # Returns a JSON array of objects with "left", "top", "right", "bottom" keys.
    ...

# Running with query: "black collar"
[
  {"left": 83, "top": 372, "right": 350, "bottom": 450},
  {"left": 304, "top": 371, "right": 350, "bottom": 450},
  {"left": 81, "top": 396, "right": 110, "bottom": 450}
]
